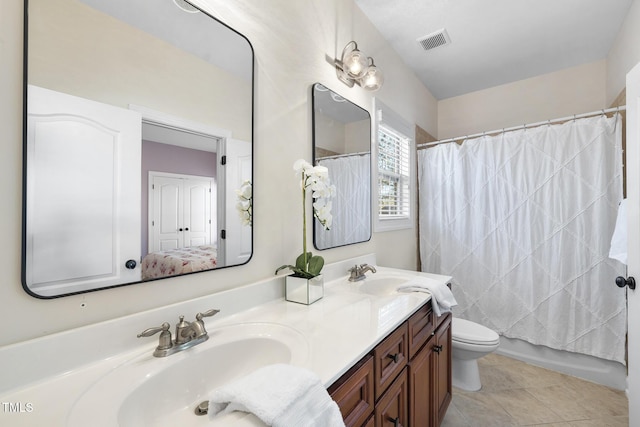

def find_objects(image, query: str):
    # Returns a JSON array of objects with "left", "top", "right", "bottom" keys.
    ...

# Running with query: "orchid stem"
[{"left": 302, "top": 172, "right": 308, "bottom": 274}]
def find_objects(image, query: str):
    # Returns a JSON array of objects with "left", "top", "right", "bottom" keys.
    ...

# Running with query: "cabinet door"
[
  {"left": 433, "top": 314, "right": 452, "bottom": 426},
  {"left": 409, "top": 339, "right": 434, "bottom": 427},
  {"left": 329, "top": 355, "right": 375, "bottom": 427},
  {"left": 375, "top": 368, "right": 408, "bottom": 427},
  {"left": 363, "top": 414, "right": 375, "bottom": 427}
]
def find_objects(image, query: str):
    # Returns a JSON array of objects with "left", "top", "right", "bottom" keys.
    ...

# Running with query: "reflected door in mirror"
[{"left": 25, "top": 85, "right": 142, "bottom": 296}]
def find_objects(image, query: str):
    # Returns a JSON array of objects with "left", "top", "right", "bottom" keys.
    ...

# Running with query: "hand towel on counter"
[
  {"left": 208, "top": 363, "right": 345, "bottom": 427},
  {"left": 397, "top": 277, "right": 457, "bottom": 317}
]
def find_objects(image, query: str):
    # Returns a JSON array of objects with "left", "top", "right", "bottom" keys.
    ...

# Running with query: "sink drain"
[{"left": 194, "top": 400, "right": 209, "bottom": 416}]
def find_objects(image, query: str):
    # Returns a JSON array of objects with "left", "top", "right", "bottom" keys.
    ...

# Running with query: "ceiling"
[{"left": 355, "top": 0, "right": 633, "bottom": 100}]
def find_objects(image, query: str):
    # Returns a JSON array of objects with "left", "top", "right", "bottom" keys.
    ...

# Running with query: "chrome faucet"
[
  {"left": 138, "top": 309, "right": 220, "bottom": 357},
  {"left": 348, "top": 264, "right": 377, "bottom": 282}
]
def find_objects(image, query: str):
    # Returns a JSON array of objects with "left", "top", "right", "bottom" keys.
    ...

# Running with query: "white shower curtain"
[
  {"left": 418, "top": 114, "right": 627, "bottom": 363},
  {"left": 316, "top": 154, "right": 371, "bottom": 248}
]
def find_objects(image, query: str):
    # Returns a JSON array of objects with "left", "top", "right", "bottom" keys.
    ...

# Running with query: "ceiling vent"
[{"left": 417, "top": 29, "right": 451, "bottom": 51}]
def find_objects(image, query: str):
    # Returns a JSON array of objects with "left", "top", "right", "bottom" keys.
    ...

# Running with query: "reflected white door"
[
  {"left": 26, "top": 85, "right": 141, "bottom": 296},
  {"left": 224, "top": 138, "right": 252, "bottom": 265},
  {"left": 152, "top": 175, "right": 182, "bottom": 251},
  {"left": 150, "top": 173, "right": 212, "bottom": 252},
  {"left": 184, "top": 178, "right": 212, "bottom": 247},
  {"left": 626, "top": 62, "right": 640, "bottom": 425}
]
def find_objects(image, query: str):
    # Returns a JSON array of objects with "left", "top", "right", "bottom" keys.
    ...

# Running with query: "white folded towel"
[
  {"left": 208, "top": 363, "right": 345, "bottom": 427},
  {"left": 397, "top": 277, "right": 458, "bottom": 317},
  {"left": 609, "top": 199, "right": 627, "bottom": 265}
]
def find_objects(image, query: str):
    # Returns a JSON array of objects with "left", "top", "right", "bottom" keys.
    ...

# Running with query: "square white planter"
[{"left": 285, "top": 275, "right": 324, "bottom": 305}]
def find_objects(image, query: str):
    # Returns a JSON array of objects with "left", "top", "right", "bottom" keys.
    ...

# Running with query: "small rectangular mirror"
[{"left": 312, "top": 83, "right": 372, "bottom": 249}]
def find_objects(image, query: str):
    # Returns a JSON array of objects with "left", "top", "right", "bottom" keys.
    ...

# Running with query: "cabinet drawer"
[
  {"left": 374, "top": 323, "right": 408, "bottom": 400},
  {"left": 329, "top": 355, "right": 375, "bottom": 427},
  {"left": 374, "top": 367, "right": 408, "bottom": 427},
  {"left": 407, "top": 303, "right": 435, "bottom": 359}
]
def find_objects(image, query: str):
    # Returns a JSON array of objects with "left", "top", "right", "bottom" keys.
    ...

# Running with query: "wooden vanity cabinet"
[{"left": 329, "top": 301, "right": 452, "bottom": 427}]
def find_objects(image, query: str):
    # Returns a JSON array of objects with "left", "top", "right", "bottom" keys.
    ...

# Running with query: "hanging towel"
[
  {"left": 397, "top": 277, "right": 457, "bottom": 317},
  {"left": 609, "top": 199, "right": 628, "bottom": 265},
  {"left": 208, "top": 363, "right": 345, "bottom": 427}
]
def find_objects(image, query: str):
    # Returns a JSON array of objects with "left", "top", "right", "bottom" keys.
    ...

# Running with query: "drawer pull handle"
[
  {"left": 387, "top": 353, "right": 400, "bottom": 363},
  {"left": 387, "top": 416, "right": 403, "bottom": 427},
  {"left": 433, "top": 344, "right": 443, "bottom": 353}
]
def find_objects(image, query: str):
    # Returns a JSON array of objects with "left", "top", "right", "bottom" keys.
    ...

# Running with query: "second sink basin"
[
  {"left": 358, "top": 276, "right": 410, "bottom": 296},
  {"left": 68, "top": 322, "right": 309, "bottom": 427}
]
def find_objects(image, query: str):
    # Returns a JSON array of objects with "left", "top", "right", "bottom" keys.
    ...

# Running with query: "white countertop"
[{"left": 0, "top": 258, "right": 450, "bottom": 427}]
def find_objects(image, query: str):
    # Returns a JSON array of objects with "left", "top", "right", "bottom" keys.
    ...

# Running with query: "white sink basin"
[
  {"left": 340, "top": 273, "right": 418, "bottom": 296},
  {"left": 68, "top": 322, "right": 309, "bottom": 427},
  {"left": 358, "top": 276, "right": 409, "bottom": 296},
  {"left": 342, "top": 272, "right": 442, "bottom": 298}
]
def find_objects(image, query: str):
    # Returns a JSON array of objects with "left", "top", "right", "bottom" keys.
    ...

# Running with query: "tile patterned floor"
[{"left": 441, "top": 354, "right": 629, "bottom": 427}]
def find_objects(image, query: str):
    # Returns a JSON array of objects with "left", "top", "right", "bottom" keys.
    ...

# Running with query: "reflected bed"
[{"left": 141, "top": 245, "right": 218, "bottom": 281}]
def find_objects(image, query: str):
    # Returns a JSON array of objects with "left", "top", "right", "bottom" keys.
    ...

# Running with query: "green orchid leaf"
[
  {"left": 295, "top": 252, "right": 312, "bottom": 271},
  {"left": 307, "top": 255, "right": 324, "bottom": 277},
  {"left": 275, "top": 264, "right": 296, "bottom": 275}
]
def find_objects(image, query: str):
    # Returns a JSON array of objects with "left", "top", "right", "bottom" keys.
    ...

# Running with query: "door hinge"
[
  {"left": 221, "top": 229, "right": 226, "bottom": 239},
  {"left": 221, "top": 155, "right": 227, "bottom": 165},
  {"left": 152, "top": 220, "right": 155, "bottom": 226}
]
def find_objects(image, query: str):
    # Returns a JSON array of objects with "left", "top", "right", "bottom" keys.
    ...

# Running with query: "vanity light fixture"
[{"left": 334, "top": 41, "right": 384, "bottom": 92}]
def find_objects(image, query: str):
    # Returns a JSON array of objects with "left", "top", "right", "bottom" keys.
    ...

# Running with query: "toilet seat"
[{"left": 452, "top": 318, "right": 499, "bottom": 346}]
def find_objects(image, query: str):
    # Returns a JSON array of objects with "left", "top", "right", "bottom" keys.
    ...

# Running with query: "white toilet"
[{"left": 451, "top": 317, "right": 500, "bottom": 391}]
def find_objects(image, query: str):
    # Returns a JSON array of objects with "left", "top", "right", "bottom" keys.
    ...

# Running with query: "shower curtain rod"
[
  {"left": 316, "top": 151, "right": 370, "bottom": 160},
  {"left": 417, "top": 105, "right": 626, "bottom": 148}
]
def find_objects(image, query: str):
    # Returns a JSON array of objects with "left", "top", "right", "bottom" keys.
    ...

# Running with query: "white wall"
[
  {"left": 0, "top": 0, "right": 437, "bottom": 347},
  {"left": 437, "top": 60, "right": 607, "bottom": 139}
]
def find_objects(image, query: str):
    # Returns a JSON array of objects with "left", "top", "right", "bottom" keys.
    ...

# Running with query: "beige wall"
[
  {"left": 0, "top": 0, "right": 436, "bottom": 347},
  {"left": 438, "top": 0, "right": 640, "bottom": 141},
  {"left": 607, "top": 0, "right": 640, "bottom": 105},
  {"left": 30, "top": 0, "right": 252, "bottom": 141},
  {"left": 437, "top": 60, "right": 607, "bottom": 140}
]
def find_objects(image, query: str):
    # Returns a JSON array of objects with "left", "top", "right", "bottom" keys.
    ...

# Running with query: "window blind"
[{"left": 378, "top": 124, "right": 410, "bottom": 218}]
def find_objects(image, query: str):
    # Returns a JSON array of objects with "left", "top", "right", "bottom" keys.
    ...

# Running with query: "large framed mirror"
[
  {"left": 312, "top": 83, "right": 371, "bottom": 250},
  {"left": 23, "top": 0, "right": 253, "bottom": 298}
]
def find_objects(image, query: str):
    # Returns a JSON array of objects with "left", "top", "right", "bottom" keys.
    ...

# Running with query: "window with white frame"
[{"left": 373, "top": 99, "right": 414, "bottom": 231}]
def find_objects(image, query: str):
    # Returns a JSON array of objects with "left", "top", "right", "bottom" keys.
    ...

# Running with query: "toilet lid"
[{"left": 452, "top": 318, "right": 500, "bottom": 345}]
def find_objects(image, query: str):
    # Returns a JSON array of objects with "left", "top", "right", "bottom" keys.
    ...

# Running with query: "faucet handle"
[
  {"left": 137, "top": 322, "right": 172, "bottom": 350},
  {"left": 197, "top": 309, "right": 220, "bottom": 320},
  {"left": 137, "top": 322, "right": 170, "bottom": 337},
  {"left": 191, "top": 309, "right": 220, "bottom": 339}
]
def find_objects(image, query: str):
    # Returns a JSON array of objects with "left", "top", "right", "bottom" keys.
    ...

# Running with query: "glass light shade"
[
  {"left": 342, "top": 49, "right": 369, "bottom": 79},
  {"left": 361, "top": 66, "right": 384, "bottom": 91}
]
